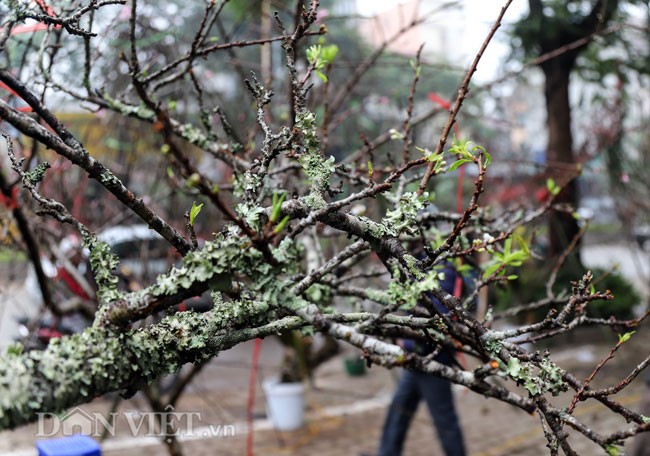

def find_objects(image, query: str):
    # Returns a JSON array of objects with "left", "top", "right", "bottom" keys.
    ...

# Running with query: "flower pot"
[
  {"left": 263, "top": 379, "right": 305, "bottom": 431},
  {"left": 344, "top": 356, "right": 366, "bottom": 376}
]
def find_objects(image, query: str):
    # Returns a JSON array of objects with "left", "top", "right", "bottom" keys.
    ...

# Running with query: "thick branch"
[{"left": 0, "top": 312, "right": 304, "bottom": 430}]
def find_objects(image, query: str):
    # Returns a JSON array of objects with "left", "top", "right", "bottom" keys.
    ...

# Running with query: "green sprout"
[
  {"left": 448, "top": 138, "right": 491, "bottom": 171},
  {"left": 306, "top": 43, "right": 339, "bottom": 82},
  {"left": 482, "top": 234, "right": 530, "bottom": 280},
  {"left": 189, "top": 201, "right": 204, "bottom": 226},
  {"left": 546, "top": 178, "right": 561, "bottom": 196},
  {"left": 270, "top": 192, "right": 287, "bottom": 223}
]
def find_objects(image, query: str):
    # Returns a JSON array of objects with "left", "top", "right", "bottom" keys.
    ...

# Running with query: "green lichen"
[
  {"left": 403, "top": 254, "right": 423, "bottom": 280},
  {"left": 233, "top": 173, "right": 263, "bottom": 199},
  {"left": 273, "top": 237, "right": 302, "bottom": 265},
  {"left": 87, "top": 239, "right": 122, "bottom": 306},
  {"left": 102, "top": 93, "right": 155, "bottom": 121},
  {"left": 303, "top": 191, "right": 325, "bottom": 209},
  {"left": 127, "top": 312, "right": 217, "bottom": 380},
  {"left": 506, "top": 356, "right": 568, "bottom": 397},
  {"left": 295, "top": 110, "right": 319, "bottom": 151},
  {"left": 349, "top": 193, "right": 431, "bottom": 239},
  {"left": 379, "top": 269, "right": 440, "bottom": 311},
  {"left": 0, "top": 310, "right": 237, "bottom": 430},
  {"left": 0, "top": 226, "right": 312, "bottom": 428},
  {"left": 179, "top": 123, "right": 209, "bottom": 149},
  {"left": 210, "top": 291, "right": 273, "bottom": 328},
  {"left": 300, "top": 151, "right": 335, "bottom": 209},
  {"left": 356, "top": 215, "right": 390, "bottom": 238},
  {"left": 151, "top": 234, "right": 247, "bottom": 297},
  {"left": 24, "top": 161, "right": 50, "bottom": 186},
  {"left": 484, "top": 338, "right": 503, "bottom": 357},
  {"left": 296, "top": 109, "right": 335, "bottom": 209},
  {"left": 538, "top": 358, "right": 568, "bottom": 396},
  {"left": 100, "top": 171, "right": 123, "bottom": 188},
  {"left": 139, "top": 229, "right": 302, "bottom": 316},
  {"left": 382, "top": 192, "right": 429, "bottom": 236},
  {"left": 93, "top": 228, "right": 293, "bottom": 323},
  {"left": 305, "top": 283, "right": 332, "bottom": 307},
  {"left": 235, "top": 203, "right": 265, "bottom": 231}
]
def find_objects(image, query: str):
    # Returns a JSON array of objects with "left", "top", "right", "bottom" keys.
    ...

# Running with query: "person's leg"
[
  {"left": 416, "top": 371, "right": 466, "bottom": 456},
  {"left": 377, "top": 370, "right": 421, "bottom": 456}
]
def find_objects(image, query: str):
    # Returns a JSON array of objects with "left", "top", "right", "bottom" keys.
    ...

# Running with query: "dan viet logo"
[{"left": 36, "top": 405, "right": 236, "bottom": 439}]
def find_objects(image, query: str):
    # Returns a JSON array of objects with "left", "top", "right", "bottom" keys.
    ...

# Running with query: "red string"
[
  {"left": 0, "top": 1, "right": 60, "bottom": 36},
  {"left": 246, "top": 338, "right": 262, "bottom": 456},
  {"left": 9, "top": 23, "right": 51, "bottom": 35},
  {"left": 427, "top": 92, "right": 451, "bottom": 110}
]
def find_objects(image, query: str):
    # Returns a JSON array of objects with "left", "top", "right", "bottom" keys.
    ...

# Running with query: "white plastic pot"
[{"left": 263, "top": 379, "right": 305, "bottom": 431}]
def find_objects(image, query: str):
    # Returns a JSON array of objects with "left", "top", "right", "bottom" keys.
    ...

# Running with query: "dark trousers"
[{"left": 378, "top": 370, "right": 466, "bottom": 456}]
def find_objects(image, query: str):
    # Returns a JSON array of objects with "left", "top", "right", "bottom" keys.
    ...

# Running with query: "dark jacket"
[{"left": 402, "top": 263, "right": 459, "bottom": 366}]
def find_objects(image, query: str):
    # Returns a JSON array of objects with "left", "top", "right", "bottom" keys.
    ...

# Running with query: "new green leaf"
[{"left": 189, "top": 201, "right": 204, "bottom": 226}]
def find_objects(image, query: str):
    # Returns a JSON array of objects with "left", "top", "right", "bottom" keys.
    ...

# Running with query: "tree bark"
[
  {"left": 522, "top": 0, "right": 622, "bottom": 261},
  {"left": 542, "top": 57, "right": 581, "bottom": 262}
]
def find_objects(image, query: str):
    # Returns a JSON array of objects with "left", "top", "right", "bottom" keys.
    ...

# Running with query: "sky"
[{"left": 355, "top": 0, "right": 529, "bottom": 81}]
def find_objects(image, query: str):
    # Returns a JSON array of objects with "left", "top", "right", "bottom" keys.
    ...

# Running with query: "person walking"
[{"left": 370, "top": 262, "right": 467, "bottom": 456}]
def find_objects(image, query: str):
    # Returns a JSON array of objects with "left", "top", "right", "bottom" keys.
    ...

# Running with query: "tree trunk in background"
[
  {"left": 542, "top": 57, "right": 581, "bottom": 263},
  {"left": 516, "top": 0, "right": 624, "bottom": 263}
]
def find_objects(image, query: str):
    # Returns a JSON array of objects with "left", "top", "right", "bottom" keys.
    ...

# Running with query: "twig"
[{"left": 417, "top": 0, "right": 514, "bottom": 196}]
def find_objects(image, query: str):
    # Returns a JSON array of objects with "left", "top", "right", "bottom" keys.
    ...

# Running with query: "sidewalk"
[{"left": 1, "top": 334, "right": 647, "bottom": 456}]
